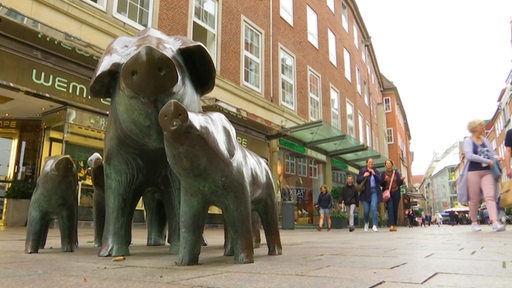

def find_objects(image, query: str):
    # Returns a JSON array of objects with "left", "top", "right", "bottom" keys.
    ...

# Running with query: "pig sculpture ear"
[
  {"left": 89, "top": 36, "right": 133, "bottom": 98},
  {"left": 174, "top": 36, "right": 216, "bottom": 96}
]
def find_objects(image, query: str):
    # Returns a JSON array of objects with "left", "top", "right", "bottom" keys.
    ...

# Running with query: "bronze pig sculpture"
[
  {"left": 89, "top": 28, "right": 216, "bottom": 257},
  {"left": 25, "top": 155, "right": 78, "bottom": 253},
  {"left": 158, "top": 100, "right": 282, "bottom": 265}
]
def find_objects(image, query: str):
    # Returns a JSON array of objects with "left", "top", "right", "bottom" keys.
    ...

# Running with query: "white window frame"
[
  {"left": 192, "top": 0, "right": 218, "bottom": 65},
  {"left": 280, "top": 0, "right": 294, "bottom": 26},
  {"left": 81, "top": 0, "right": 106, "bottom": 10},
  {"left": 279, "top": 46, "right": 296, "bottom": 110},
  {"left": 307, "top": 6, "right": 318, "bottom": 48},
  {"left": 308, "top": 68, "right": 321, "bottom": 121},
  {"left": 327, "top": 0, "right": 335, "bottom": 13},
  {"left": 366, "top": 121, "right": 372, "bottom": 147},
  {"left": 328, "top": 29, "right": 337, "bottom": 66},
  {"left": 386, "top": 128, "right": 394, "bottom": 144},
  {"left": 342, "top": 2, "right": 348, "bottom": 31},
  {"left": 297, "top": 157, "right": 308, "bottom": 177},
  {"left": 344, "top": 48, "right": 351, "bottom": 82},
  {"left": 364, "top": 81, "right": 369, "bottom": 106},
  {"left": 384, "top": 97, "right": 392, "bottom": 112},
  {"left": 242, "top": 20, "right": 263, "bottom": 93},
  {"left": 353, "top": 25, "right": 359, "bottom": 49},
  {"left": 346, "top": 101, "right": 355, "bottom": 137},
  {"left": 285, "top": 153, "right": 296, "bottom": 174},
  {"left": 309, "top": 159, "right": 319, "bottom": 179},
  {"left": 358, "top": 112, "right": 364, "bottom": 143},
  {"left": 113, "top": 0, "right": 153, "bottom": 30},
  {"left": 356, "top": 65, "right": 362, "bottom": 95},
  {"left": 330, "top": 86, "right": 340, "bottom": 129}
]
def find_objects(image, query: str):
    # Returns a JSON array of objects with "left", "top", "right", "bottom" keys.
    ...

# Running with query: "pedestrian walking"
[
  {"left": 316, "top": 185, "right": 333, "bottom": 231},
  {"left": 457, "top": 119, "right": 505, "bottom": 232},
  {"left": 357, "top": 158, "right": 383, "bottom": 232},
  {"left": 505, "top": 128, "right": 512, "bottom": 178},
  {"left": 341, "top": 175, "right": 358, "bottom": 232},
  {"left": 381, "top": 159, "right": 405, "bottom": 232},
  {"left": 434, "top": 211, "right": 443, "bottom": 226},
  {"left": 407, "top": 209, "right": 415, "bottom": 227}
]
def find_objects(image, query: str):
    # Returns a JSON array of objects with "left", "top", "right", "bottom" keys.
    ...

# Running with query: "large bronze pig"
[
  {"left": 89, "top": 28, "right": 216, "bottom": 257},
  {"left": 25, "top": 155, "right": 78, "bottom": 253},
  {"left": 158, "top": 100, "right": 282, "bottom": 265}
]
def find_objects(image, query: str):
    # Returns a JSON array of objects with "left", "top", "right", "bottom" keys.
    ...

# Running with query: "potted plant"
[
  {"left": 330, "top": 209, "right": 349, "bottom": 229},
  {"left": 4, "top": 181, "right": 35, "bottom": 226}
]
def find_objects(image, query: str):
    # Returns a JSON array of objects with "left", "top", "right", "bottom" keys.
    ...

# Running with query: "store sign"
[
  {"left": 236, "top": 132, "right": 269, "bottom": 158},
  {"left": 0, "top": 49, "right": 110, "bottom": 111},
  {"left": 0, "top": 120, "right": 17, "bottom": 128},
  {"left": 36, "top": 32, "right": 100, "bottom": 64},
  {"left": 279, "top": 138, "right": 306, "bottom": 154},
  {"left": 331, "top": 159, "right": 348, "bottom": 169}
]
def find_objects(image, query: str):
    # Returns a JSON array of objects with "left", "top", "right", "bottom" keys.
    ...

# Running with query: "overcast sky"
[{"left": 356, "top": 0, "right": 512, "bottom": 175}]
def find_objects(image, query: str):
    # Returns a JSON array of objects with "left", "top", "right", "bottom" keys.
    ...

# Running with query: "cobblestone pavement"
[{"left": 0, "top": 223, "right": 511, "bottom": 287}]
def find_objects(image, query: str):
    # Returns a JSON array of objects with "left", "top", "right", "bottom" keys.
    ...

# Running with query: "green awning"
[{"left": 280, "top": 120, "right": 387, "bottom": 169}]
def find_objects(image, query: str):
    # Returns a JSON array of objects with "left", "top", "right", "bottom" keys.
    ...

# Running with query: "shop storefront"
[
  {"left": 278, "top": 120, "right": 388, "bottom": 227},
  {"left": 277, "top": 139, "right": 326, "bottom": 225},
  {"left": 0, "top": 6, "right": 108, "bottom": 225}
]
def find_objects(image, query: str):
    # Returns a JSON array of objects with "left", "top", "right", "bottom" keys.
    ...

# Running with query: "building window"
[
  {"left": 280, "top": 47, "right": 295, "bottom": 110},
  {"left": 386, "top": 128, "right": 394, "bottom": 144},
  {"left": 327, "top": 0, "right": 335, "bottom": 13},
  {"left": 353, "top": 26, "right": 359, "bottom": 49},
  {"left": 384, "top": 97, "right": 392, "bottom": 112},
  {"left": 342, "top": 2, "right": 348, "bottom": 31},
  {"left": 113, "top": 0, "right": 153, "bottom": 29},
  {"left": 243, "top": 21, "right": 262, "bottom": 92},
  {"left": 280, "top": 0, "right": 294, "bottom": 25},
  {"left": 356, "top": 65, "right": 362, "bottom": 95},
  {"left": 309, "top": 159, "right": 319, "bottom": 178},
  {"left": 346, "top": 101, "right": 355, "bottom": 137},
  {"left": 358, "top": 112, "right": 364, "bottom": 143},
  {"left": 328, "top": 29, "right": 337, "bottom": 66},
  {"left": 364, "top": 81, "right": 369, "bottom": 106},
  {"left": 330, "top": 87, "right": 340, "bottom": 129},
  {"left": 307, "top": 6, "right": 318, "bottom": 48},
  {"left": 285, "top": 153, "right": 296, "bottom": 174},
  {"left": 192, "top": 0, "right": 217, "bottom": 64},
  {"left": 344, "top": 48, "right": 351, "bottom": 82},
  {"left": 308, "top": 69, "right": 321, "bottom": 121},
  {"left": 332, "top": 170, "right": 347, "bottom": 184},
  {"left": 297, "top": 157, "right": 307, "bottom": 177},
  {"left": 366, "top": 121, "right": 372, "bottom": 147},
  {"left": 82, "top": 0, "right": 106, "bottom": 10}
]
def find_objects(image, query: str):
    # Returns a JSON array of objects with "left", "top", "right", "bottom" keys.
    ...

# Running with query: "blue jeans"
[{"left": 363, "top": 188, "right": 379, "bottom": 226}]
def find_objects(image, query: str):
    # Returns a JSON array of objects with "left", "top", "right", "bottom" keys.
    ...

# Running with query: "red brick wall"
[{"left": 158, "top": 0, "right": 382, "bottom": 139}]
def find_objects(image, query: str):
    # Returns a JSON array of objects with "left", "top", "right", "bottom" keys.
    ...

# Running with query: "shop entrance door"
[{"left": 0, "top": 131, "right": 18, "bottom": 222}]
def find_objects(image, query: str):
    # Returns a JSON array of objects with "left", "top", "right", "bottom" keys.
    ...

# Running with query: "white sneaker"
[
  {"left": 364, "top": 223, "right": 369, "bottom": 232},
  {"left": 492, "top": 222, "right": 506, "bottom": 232},
  {"left": 471, "top": 223, "right": 482, "bottom": 232},
  {"left": 372, "top": 225, "right": 378, "bottom": 232}
]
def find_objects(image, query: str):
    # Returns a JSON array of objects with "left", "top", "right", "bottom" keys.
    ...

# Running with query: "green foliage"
[
  {"left": 331, "top": 186, "right": 343, "bottom": 201},
  {"left": 5, "top": 181, "right": 35, "bottom": 199},
  {"left": 330, "top": 210, "right": 348, "bottom": 219}
]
